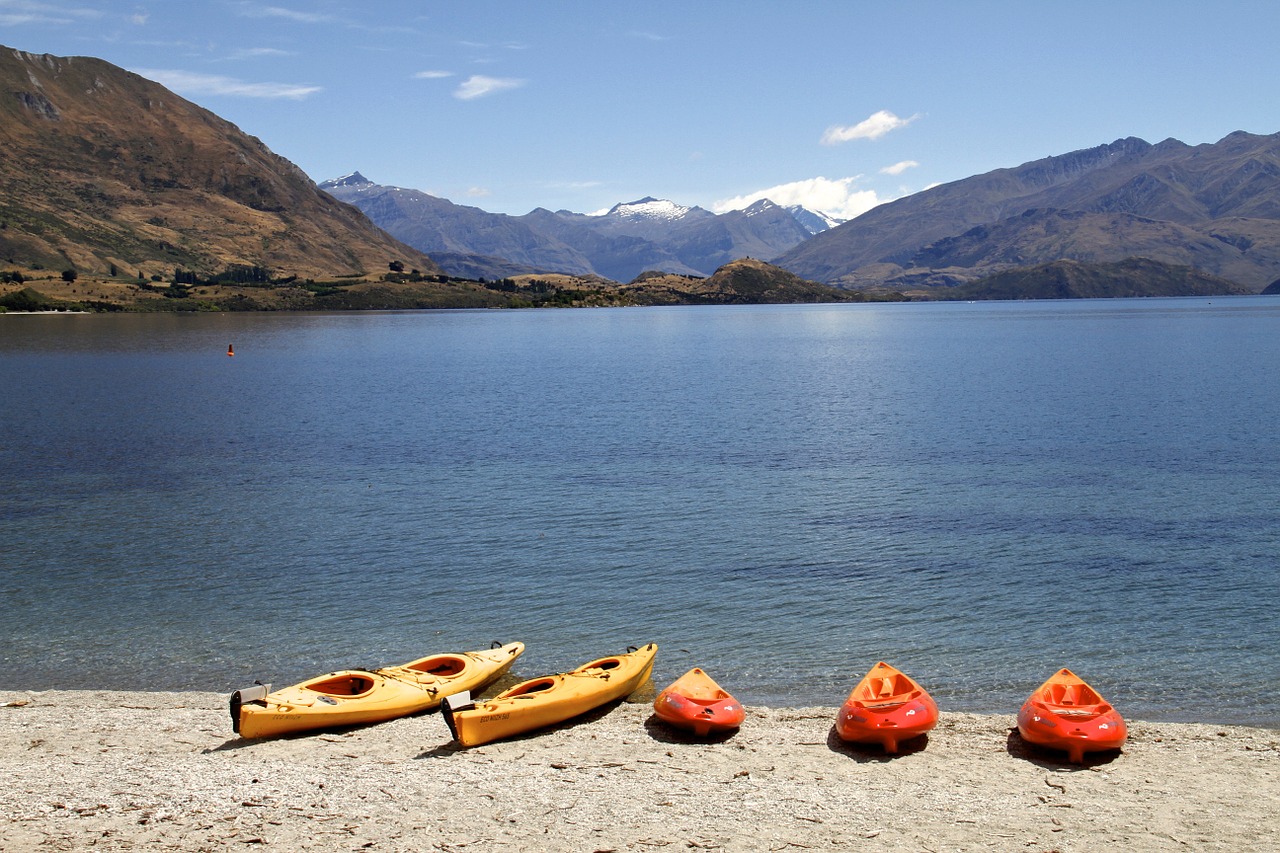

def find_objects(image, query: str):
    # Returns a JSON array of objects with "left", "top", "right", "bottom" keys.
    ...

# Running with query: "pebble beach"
[{"left": 2, "top": 690, "right": 1276, "bottom": 851}]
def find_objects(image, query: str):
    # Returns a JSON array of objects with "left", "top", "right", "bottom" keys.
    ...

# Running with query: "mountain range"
[
  {"left": 4, "top": 42, "right": 1280, "bottom": 308},
  {"left": 322, "top": 131, "right": 1280, "bottom": 297},
  {"left": 319, "top": 174, "right": 839, "bottom": 283}
]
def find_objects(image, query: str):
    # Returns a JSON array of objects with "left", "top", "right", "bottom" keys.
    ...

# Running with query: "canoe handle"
[
  {"left": 229, "top": 681, "right": 271, "bottom": 735},
  {"left": 441, "top": 690, "right": 475, "bottom": 740}
]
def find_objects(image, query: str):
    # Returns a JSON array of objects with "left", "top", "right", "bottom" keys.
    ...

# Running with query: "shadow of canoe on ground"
[
  {"left": 1005, "top": 726, "right": 1123, "bottom": 769},
  {"left": 641, "top": 713, "right": 739, "bottom": 745},
  {"left": 414, "top": 698, "right": 639, "bottom": 758},
  {"left": 826, "top": 725, "right": 930, "bottom": 763},
  {"left": 206, "top": 707, "right": 446, "bottom": 753}
]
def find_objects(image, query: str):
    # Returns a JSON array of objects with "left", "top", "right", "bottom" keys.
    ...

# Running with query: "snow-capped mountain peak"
[
  {"left": 743, "top": 198, "right": 781, "bottom": 217},
  {"left": 319, "top": 171, "right": 374, "bottom": 191},
  {"left": 784, "top": 204, "right": 845, "bottom": 235},
  {"left": 604, "top": 196, "right": 693, "bottom": 222}
]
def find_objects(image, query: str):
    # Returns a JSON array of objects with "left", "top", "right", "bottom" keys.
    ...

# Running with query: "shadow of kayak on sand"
[{"left": 826, "top": 725, "right": 930, "bottom": 762}]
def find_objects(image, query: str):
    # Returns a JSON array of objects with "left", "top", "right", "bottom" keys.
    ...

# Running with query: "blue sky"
[{"left": 4, "top": 1, "right": 1279, "bottom": 218}]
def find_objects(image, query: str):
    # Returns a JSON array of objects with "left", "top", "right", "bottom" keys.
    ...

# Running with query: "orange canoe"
[
  {"left": 653, "top": 667, "right": 745, "bottom": 736},
  {"left": 1017, "top": 668, "right": 1126, "bottom": 763},
  {"left": 834, "top": 661, "right": 939, "bottom": 753}
]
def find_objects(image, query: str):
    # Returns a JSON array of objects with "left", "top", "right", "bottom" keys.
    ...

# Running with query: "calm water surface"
[{"left": 2, "top": 298, "right": 1278, "bottom": 725}]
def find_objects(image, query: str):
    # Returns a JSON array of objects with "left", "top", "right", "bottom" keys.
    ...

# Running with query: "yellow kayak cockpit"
[
  {"left": 305, "top": 673, "right": 377, "bottom": 698},
  {"left": 402, "top": 655, "right": 468, "bottom": 677},
  {"left": 505, "top": 677, "right": 559, "bottom": 697}
]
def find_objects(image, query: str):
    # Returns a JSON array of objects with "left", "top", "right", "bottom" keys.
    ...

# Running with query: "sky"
[{"left": 4, "top": 1, "right": 1280, "bottom": 219}]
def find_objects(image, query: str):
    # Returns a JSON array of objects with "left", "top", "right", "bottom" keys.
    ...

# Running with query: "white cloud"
[
  {"left": 880, "top": 160, "right": 919, "bottom": 176},
  {"left": 713, "top": 176, "right": 887, "bottom": 220},
  {"left": 454, "top": 75, "right": 525, "bottom": 100},
  {"left": 821, "top": 110, "right": 917, "bottom": 145},
  {"left": 466, "top": 186, "right": 492, "bottom": 198},
  {"left": 413, "top": 70, "right": 453, "bottom": 79},
  {"left": 136, "top": 69, "right": 321, "bottom": 99}
]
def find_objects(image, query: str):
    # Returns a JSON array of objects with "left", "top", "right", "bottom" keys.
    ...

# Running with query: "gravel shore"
[{"left": 2, "top": 690, "right": 1276, "bottom": 851}]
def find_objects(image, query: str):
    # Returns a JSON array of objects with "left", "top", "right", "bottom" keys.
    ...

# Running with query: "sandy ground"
[{"left": 1, "top": 690, "right": 1276, "bottom": 852}]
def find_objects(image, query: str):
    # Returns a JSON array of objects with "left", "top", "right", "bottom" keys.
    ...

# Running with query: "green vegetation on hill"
[{"left": 0, "top": 258, "right": 898, "bottom": 312}]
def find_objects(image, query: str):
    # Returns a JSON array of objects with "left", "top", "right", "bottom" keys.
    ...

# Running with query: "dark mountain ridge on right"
[{"left": 776, "top": 131, "right": 1280, "bottom": 293}]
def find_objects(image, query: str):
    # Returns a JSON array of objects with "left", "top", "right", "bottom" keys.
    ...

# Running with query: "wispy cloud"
[
  {"left": 0, "top": 0, "right": 101, "bottom": 26},
  {"left": 458, "top": 39, "right": 527, "bottom": 50},
  {"left": 538, "top": 180, "right": 604, "bottom": 192},
  {"left": 454, "top": 75, "right": 525, "bottom": 100},
  {"left": 821, "top": 110, "right": 918, "bottom": 145},
  {"left": 413, "top": 70, "right": 453, "bottom": 80},
  {"left": 713, "top": 176, "right": 888, "bottom": 221},
  {"left": 136, "top": 68, "right": 321, "bottom": 99},
  {"left": 880, "top": 160, "right": 920, "bottom": 176},
  {"left": 226, "top": 47, "right": 296, "bottom": 60},
  {"left": 466, "top": 186, "right": 492, "bottom": 198},
  {"left": 236, "top": 3, "right": 334, "bottom": 24}
]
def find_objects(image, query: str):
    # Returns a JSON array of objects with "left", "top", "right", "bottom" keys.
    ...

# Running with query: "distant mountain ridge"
[
  {"left": 0, "top": 48, "right": 438, "bottom": 281},
  {"left": 775, "top": 131, "right": 1280, "bottom": 292},
  {"left": 319, "top": 174, "right": 840, "bottom": 282}
]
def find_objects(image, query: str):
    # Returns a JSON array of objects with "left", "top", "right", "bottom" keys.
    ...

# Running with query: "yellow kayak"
[
  {"left": 231, "top": 641, "right": 525, "bottom": 739},
  {"left": 443, "top": 643, "right": 657, "bottom": 747}
]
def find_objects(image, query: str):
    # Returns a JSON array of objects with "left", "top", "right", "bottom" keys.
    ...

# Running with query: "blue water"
[{"left": 2, "top": 298, "right": 1278, "bottom": 726}]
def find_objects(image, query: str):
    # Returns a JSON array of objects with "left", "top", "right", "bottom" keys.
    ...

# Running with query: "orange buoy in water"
[{"left": 227, "top": 344, "right": 235, "bottom": 357}]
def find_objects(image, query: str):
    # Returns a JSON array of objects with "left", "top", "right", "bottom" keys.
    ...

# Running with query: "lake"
[{"left": 2, "top": 297, "right": 1278, "bottom": 726}]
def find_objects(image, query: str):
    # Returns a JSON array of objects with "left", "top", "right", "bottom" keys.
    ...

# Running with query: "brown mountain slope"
[
  {"left": 0, "top": 46, "right": 438, "bottom": 280},
  {"left": 929, "top": 258, "right": 1252, "bottom": 301},
  {"left": 905, "top": 208, "right": 1280, "bottom": 286}
]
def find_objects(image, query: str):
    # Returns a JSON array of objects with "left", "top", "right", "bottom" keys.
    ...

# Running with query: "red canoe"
[
  {"left": 653, "top": 667, "right": 745, "bottom": 736},
  {"left": 1017, "top": 668, "right": 1127, "bottom": 763},
  {"left": 834, "top": 661, "right": 939, "bottom": 753}
]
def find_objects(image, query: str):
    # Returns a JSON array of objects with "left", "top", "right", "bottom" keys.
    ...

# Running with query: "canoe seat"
[
  {"left": 406, "top": 656, "right": 466, "bottom": 676},
  {"left": 1048, "top": 683, "right": 1101, "bottom": 706},
  {"left": 308, "top": 673, "right": 375, "bottom": 697},
  {"left": 864, "top": 700, "right": 906, "bottom": 710}
]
